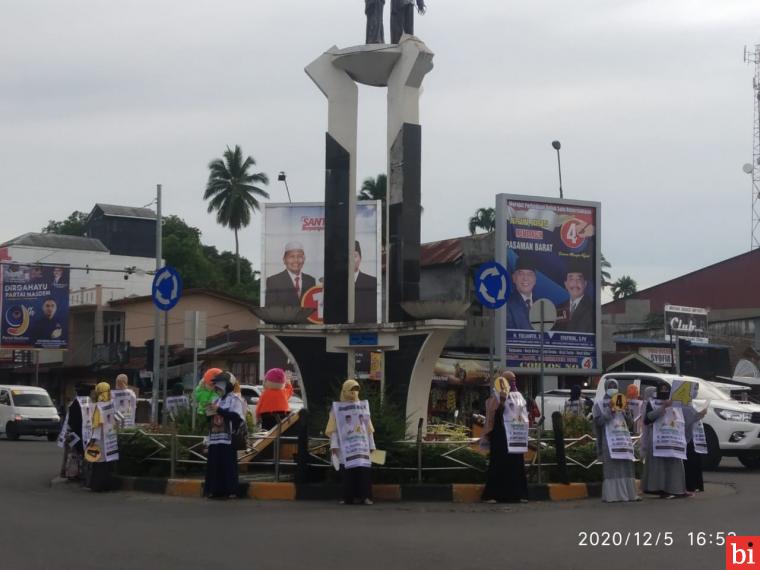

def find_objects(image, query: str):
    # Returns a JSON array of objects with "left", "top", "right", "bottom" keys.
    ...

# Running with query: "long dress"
[
  {"left": 684, "top": 409, "right": 704, "bottom": 492},
  {"left": 593, "top": 402, "right": 639, "bottom": 502},
  {"left": 60, "top": 398, "right": 84, "bottom": 480},
  {"left": 641, "top": 402, "right": 686, "bottom": 496},
  {"left": 482, "top": 404, "right": 528, "bottom": 502},
  {"left": 204, "top": 395, "right": 243, "bottom": 498}
]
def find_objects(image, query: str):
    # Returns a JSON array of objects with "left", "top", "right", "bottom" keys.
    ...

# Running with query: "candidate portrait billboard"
[
  {"left": 1, "top": 263, "right": 70, "bottom": 349},
  {"left": 261, "top": 202, "right": 381, "bottom": 324},
  {"left": 495, "top": 194, "right": 601, "bottom": 374}
]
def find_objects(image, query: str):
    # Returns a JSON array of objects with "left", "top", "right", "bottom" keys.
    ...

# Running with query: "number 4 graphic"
[{"left": 670, "top": 380, "right": 693, "bottom": 407}]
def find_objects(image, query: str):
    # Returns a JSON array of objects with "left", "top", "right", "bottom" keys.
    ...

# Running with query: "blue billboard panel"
[
  {"left": 496, "top": 195, "right": 602, "bottom": 375},
  {"left": 1, "top": 264, "right": 70, "bottom": 349}
]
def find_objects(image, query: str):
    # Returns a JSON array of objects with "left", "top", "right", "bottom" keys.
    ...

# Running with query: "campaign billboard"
[
  {"left": 261, "top": 202, "right": 381, "bottom": 324},
  {"left": 260, "top": 202, "right": 381, "bottom": 370},
  {"left": 664, "top": 305, "right": 708, "bottom": 344},
  {"left": 495, "top": 194, "right": 602, "bottom": 374},
  {"left": 1, "top": 263, "right": 70, "bottom": 349}
]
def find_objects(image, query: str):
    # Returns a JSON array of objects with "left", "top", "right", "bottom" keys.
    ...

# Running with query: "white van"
[
  {"left": 595, "top": 373, "right": 760, "bottom": 470},
  {"left": 0, "top": 385, "right": 61, "bottom": 441}
]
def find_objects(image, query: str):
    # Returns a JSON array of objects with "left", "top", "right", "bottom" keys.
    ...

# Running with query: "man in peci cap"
[
  {"left": 556, "top": 259, "right": 594, "bottom": 333},
  {"left": 354, "top": 240, "right": 378, "bottom": 323},
  {"left": 265, "top": 241, "right": 316, "bottom": 307},
  {"left": 507, "top": 256, "right": 537, "bottom": 330}
]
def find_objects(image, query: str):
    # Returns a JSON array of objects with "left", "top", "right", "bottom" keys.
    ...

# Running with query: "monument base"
[{"left": 258, "top": 320, "right": 464, "bottom": 438}]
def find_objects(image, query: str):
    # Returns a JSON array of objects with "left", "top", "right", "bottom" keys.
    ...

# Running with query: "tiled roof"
[
  {"left": 92, "top": 204, "right": 156, "bottom": 220},
  {"left": 0, "top": 232, "right": 109, "bottom": 252}
]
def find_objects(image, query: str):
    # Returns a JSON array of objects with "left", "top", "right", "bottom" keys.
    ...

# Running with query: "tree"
[
  {"left": 204, "top": 145, "right": 269, "bottom": 284},
  {"left": 611, "top": 275, "right": 637, "bottom": 300},
  {"left": 41, "top": 211, "right": 88, "bottom": 236},
  {"left": 601, "top": 253, "right": 612, "bottom": 289},
  {"left": 162, "top": 215, "right": 225, "bottom": 290},
  {"left": 359, "top": 174, "right": 387, "bottom": 244},
  {"left": 468, "top": 207, "right": 495, "bottom": 235},
  {"left": 359, "top": 173, "right": 386, "bottom": 202},
  {"left": 163, "top": 216, "right": 260, "bottom": 302}
]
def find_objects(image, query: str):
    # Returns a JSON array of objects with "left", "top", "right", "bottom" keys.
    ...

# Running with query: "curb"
[{"left": 108, "top": 476, "right": 612, "bottom": 503}]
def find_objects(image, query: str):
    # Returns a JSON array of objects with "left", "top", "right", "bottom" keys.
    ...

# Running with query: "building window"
[{"left": 103, "top": 312, "right": 125, "bottom": 345}]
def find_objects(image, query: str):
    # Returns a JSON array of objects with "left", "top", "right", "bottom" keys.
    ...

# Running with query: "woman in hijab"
[
  {"left": 564, "top": 384, "right": 583, "bottom": 416},
  {"left": 58, "top": 384, "right": 91, "bottom": 480},
  {"left": 325, "top": 379, "right": 376, "bottom": 505},
  {"left": 592, "top": 379, "right": 639, "bottom": 502},
  {"left": 642, "top": 383, "right": 687, "bottom": 498},
  {"left": 86, "top": 382, "right": 119, "bottom": 492},
  {"left": 481, "top": 372, "right": 529, "bottom": 503},
  {"left": 204, "top": 371, "right": 245, "bottom": 499},
  {"left": 684, "top": 394, "right": 709, "bottom": 494}
]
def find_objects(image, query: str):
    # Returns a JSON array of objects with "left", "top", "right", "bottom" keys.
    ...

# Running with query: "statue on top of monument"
[
  {"left": 365, "top": 0, "right": 385, "bottom": 44},
  {"left": 391, "top": 0, "right": 426, "bottom": 44}
]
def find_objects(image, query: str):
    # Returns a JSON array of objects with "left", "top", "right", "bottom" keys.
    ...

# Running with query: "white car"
[
  {"left": 0, "top": 385, "right": 61, "bottom": 441},
  {"left": 239, "top": 384, "right": 304, "bottom": 414},
  {"left": 595, "top": 373, "right": 760, "bottom": 469},
  {"left": 537, "top": 388, "right": 597, "bottom": 420}
]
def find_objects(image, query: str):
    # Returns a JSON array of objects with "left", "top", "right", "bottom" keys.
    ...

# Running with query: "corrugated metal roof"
[
  {"left": 613, "top": 337, "right": 729, "bottom": 349},
  {"left": 0, "top": 232, "right": 110, "bottom": 252},
  {"left": 420, "top": 233, "right": 493, "bottom": 267},
  {"left": 420, "top": 236, "right": 463, "bottom": 267},
  {"left": 93, "top": 203, "right": 156, "bottom": 220}
]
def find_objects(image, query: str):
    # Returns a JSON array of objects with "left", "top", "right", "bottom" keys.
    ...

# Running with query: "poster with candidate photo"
[
  {"left": 261, "top": 202, "right": 381, "bottom": 323},
  {"left": 495, "top": 195, "right": 601, "bottom": 374},
  {"left": 260, "top": 202, "right": 381, "bottom": 370},
  {"left": 1, "top": 263, "right": 70, "bottom": 349}
]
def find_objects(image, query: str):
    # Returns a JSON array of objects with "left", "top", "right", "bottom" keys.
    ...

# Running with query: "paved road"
[{"left": 1, "top": 439, "right": 758, "bottom": 570}]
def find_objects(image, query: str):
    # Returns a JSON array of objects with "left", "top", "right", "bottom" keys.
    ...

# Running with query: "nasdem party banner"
[
  {"left": 1, "top": 264, "right": 70, "bottom": 349},
  {"left": 495, "top": 195, "right": 601, "bottom": 374}
]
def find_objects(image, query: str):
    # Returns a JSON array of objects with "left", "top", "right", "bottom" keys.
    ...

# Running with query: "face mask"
[{"left": 606, "top": 388, "right": 617, "bottom": 397}]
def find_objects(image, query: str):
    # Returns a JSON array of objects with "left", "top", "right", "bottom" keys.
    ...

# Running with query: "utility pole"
[
  {"left": 745, "top": 45, "right": 760, "bottom": 249},
  {"left": 552, "top": 140, "right": 564, "bottom": 199},
  {"left": 151, "top": 184, "right": 162, "bottom": 424}
]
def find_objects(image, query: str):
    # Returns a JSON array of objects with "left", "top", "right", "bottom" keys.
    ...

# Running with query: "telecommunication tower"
[{"left": 744, "top": 44, "right": 760, "bottom": 250}]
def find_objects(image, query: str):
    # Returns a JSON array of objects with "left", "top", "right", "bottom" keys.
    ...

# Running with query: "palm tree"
[
  {"left": 359, "top": 174, "right": 386, "bottom": 201},
  {"left": 611, "top": 275, "right": 637, "bottom": 300},
  {"left": 204, "top": 145, "right": 269, "bottom": 284},
  {"left": 468, "top": 207, "right": 495, "bottom": 235},
  {"left": 601, "top": 253, "right": 612, "bottom": 289}
]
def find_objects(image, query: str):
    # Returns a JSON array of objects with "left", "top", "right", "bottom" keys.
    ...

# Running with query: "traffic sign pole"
[
  {"left": 151, "top": 184, "right": 162, "bottom": 425},
  {"left": 162, "top": 311, "right": 169, "bottom": 425},
  {"left": 538, "top": 301, "right": 545, "bottom": 484},
  {"left": 150, "top": 264, "right": 183, "bottom": 425},
  {"left": 473, "top": 261, "right": 510, "bottom": 382},
  {"left": 528, "top": 298, "right": 557, "bottom": 485}
]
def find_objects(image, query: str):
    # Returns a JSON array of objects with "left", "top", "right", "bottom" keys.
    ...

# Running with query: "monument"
[{"left": 256, "top": 2, "right": 463, "bottom": 438}]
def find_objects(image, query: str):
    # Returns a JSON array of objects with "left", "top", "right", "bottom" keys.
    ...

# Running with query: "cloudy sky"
[{"left": 2, "top": 1, "right": 758, "bottom": 295}]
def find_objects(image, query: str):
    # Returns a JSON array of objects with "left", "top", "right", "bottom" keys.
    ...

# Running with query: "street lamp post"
[
  {"left": 278, "top": 171, "right": 292, "bottom": 203},
  {"left": 552, "top": 140, "right": 564, "bottom": 199}
]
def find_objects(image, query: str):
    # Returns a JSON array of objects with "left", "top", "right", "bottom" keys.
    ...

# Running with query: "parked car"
[
  {"left": 595, "top": 373, "right": 760, "bottom": 470},
  {"left": 0, "top": 385, "right": 61, "bottom": 441},
  {"left": 239, "top": 384, "right": 304, "bottom": 414}
]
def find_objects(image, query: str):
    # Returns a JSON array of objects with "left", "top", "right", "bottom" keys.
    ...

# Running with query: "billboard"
[
  {"left": 1, "top": 263, "right": 70, "bottom": 349},
  {"left": 261, "top": 202, "right": 381, "bottom": 324},
  {"left": 664, "top": 305, "right": 708, "bottom": 344},
  {"left": 495, "top": 194, "right": 601, "bottom": 374}
]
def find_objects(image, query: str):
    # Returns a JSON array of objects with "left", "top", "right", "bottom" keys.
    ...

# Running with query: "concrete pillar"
[
  {"left": 305, "top": 50, "right": 358, "bottom": 324},
  {"left": 386, "top": 36, "right": 434, "bottom": 322}
]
